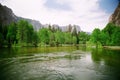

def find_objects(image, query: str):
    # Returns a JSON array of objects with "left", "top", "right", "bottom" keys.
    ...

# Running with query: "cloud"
[
  {"left": 44, "top": 0, "right": 71, "bottom": 11},
  {"left": 1, "top": 0, "right": 111, "bottom": 32}
]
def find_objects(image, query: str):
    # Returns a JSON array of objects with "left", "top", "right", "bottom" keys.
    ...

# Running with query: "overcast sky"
[{"left": 0, "top": 0, "right": 119, "bottom": 32}]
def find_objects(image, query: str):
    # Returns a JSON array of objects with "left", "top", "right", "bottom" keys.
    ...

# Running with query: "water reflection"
[
  {"left": 0, "top": 47, "right": 120, "bottom": 80},
  {"left": 91, "top": 48, "right": 120, "bottom": 80},
  {"left": 91, "top": 48, "right": 120, "bottom": 66}
]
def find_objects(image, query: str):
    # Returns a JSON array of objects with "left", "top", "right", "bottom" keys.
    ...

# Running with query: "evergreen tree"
[
  {"left": 111, "top": 27, "right": 120, "bottom": 45},
  {"left": 32, "top": 31, "right": 39, "bottom": 47},
  {"left": 55, "top": 30, "right": 65, "bottom": 46},
  {"left": 38, "top": 28, "right": 50, "bottom": 45},
  {"left": 91, "top": 28, "right": 101, "bottom": 48},
  {"left": 7, "top": 22, "right": 17, "bottom": 47}
]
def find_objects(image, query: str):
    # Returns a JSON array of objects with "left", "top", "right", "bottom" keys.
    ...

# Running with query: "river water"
[{"left": 0, "top": 46, "right": 120, "bottom": 80}]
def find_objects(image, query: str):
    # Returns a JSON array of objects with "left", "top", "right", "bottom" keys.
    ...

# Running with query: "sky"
[{"left": 0, "top": 0, "right": 119, "bottom": 32}]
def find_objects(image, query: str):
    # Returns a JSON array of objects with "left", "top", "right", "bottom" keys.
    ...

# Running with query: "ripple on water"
[{"left": 1, "top": 49, "right": 120, "bottom": 80}]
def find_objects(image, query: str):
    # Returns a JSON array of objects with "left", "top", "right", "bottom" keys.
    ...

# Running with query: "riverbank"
[{"left": 103, "top": 46, "right": 120, "bottom": 50}]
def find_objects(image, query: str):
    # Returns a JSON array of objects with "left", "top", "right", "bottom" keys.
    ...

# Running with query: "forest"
[{"left": 0, "top": 20, "right": 120, "bottom": 48}]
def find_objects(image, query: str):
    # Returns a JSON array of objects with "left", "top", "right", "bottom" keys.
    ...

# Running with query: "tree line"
[
  {"left": 91, "top": 23, "right": 120, "bottom": 47},
  {"left": 0, "top": 20, "right": 119, "bottom": 48},
  {"left": 0, "top": 20, "right": 90, "bottom": 47},
  {"left": 0, "top": 20, "right": 39, "bottom": 47}
]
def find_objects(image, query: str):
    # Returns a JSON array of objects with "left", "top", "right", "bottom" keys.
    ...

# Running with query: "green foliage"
[
  {"left": 26, "top": 24, "right": 34, "bottom": 44},
  {"left": 17, "top": 20, "right": 38, "bottom": 46},
  {"left": 17, "top": 20, "right": 28, "bottom": 44},
  {"left": 55, "top": 30, "right": 65, "bottom": 45},
  {"left": 32, "top": 31, "right": 39, "bottom": 47},
  {"left": 72, "top": 26, "right": 79, "bottom": 44},
  {"left": 90, "top": 23, "right": 120, "bottom": 46},
  {"left": 72, "top": 36, "right": 77, "bottom": 44},
  {"left": 103, "top": 23, "right": 116, "bottom": 37},
  {"left": 91, "top": 28, "right": 101, "bottom": 47},
  {"left": 0, "top": 32, "right": 4, "bottom": 47},
  {"left": 99, "top": 31, "right": 109, "bottom": 46},
  {"left": 0, "top": 23, "right": 8, "bottom": 47},
  {"left": 49, "top": 31, "right": 56, "bottom": 46},
  {"left": 102, "top": 23, "right": 120, "bottom": 46},
  {"left": 64, "top": 32, "right": 73, "bottom": 44},
  {"left": 16, "top": 20, "right": 35, "bottom": 46},
  {"left": 7, "top": 22, "right": 17, "bottom": 47},
  {"left": 111, "top": 27, "right": 120, "bottom": 45},
  {"left": 38, "top": 28, "right": 50, "bottom": 45},
  {"left": 0, "top": 23, "right": 4, "bottom": 47},
  {"left": 1, "top": 19, "right": 119, "bottom": 47},
  {"left": 78, "top": 31, "right": 90, "bottom": 44}
]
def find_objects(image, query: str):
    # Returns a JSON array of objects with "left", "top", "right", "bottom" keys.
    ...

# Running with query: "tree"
[
  {"left": 102, "top": 23, "right": 120, "bottom": 46},
  {"left": 103, "top": 23, "right": 115, "bottom": 37},
  {"left": 32, "top": 31, "right": 39, "bottom": 47},
  {"left": 26, "top": 24, "right": 34, "bottom": 44},
  {"left": 72, "top": 36, "right": 77, "bottom": 45},
  {"left": 99, "top": 31, "right": 109, "bottom": 46},
  {"left": 17, "top": 20, "right": 34, "bottom": 46},
  {"left": 7, "top": 22, "right": 17, "bottom": 47},
  {"left": 17, "top": 20, "right": 28, "bottom": 44},
  {"left": 38, "top": 28, "right": 50, "bottom": 45},
  {"left": 55, "top": 30, "right": 65, "bottom": 46},
  {"left": 0, "top": 23, "right": 8, "bottom": 47},
  {"left": 49, "top": 30, "right": 56, "bottom": 47},
  {"left": 72, "top": 25, "right": 79, "bottom": 44},
  {"left": 103, "top": 23, "right": 116, "bottom": 45},
  {"left": 111, "top": 27, "right": 120, "bottom": 46},
  {"left": 78, "top": 31, "right": 90, "bottom": 44},
  {"left": 0, "top": 32, "right": 3, "bottom": 47},
  {"left": 91, "top": 28, "right": 101, "bottom": 48},
  {"left": 64, "top": 32, "right": 72, "bottom": 44},
  {"left": 0, "top": 23, "right": 4, "bottom": 47}
]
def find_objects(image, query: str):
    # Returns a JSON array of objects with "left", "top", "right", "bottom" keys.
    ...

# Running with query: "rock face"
[
  {"left": 109, "top": 3, "right": 120, "bottom": 26},
  {"left": 0, "top": 4, "right": 17, "bottom": 25},
  {"left": 0, "top": 3, "right": 42, "bottom": 30},
  {"left": 61, "top": 25, "right": 81, "bottom": 33}
]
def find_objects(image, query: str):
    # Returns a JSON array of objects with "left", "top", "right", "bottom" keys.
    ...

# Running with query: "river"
[{"left": 0, "top": 46, "right": 120, "bottom": 80}]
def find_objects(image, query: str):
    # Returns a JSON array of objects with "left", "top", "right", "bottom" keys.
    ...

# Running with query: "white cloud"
[{"left": 1, "top": 0, "right": 111, "bottom": 32}]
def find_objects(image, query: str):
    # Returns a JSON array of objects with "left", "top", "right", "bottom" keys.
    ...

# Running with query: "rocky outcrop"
[
  {"left": 61, "top": 24, "right": 81, "bottom": 33},
  {"left": 109, "top": 3, "right": 120, "bottom": 26}
]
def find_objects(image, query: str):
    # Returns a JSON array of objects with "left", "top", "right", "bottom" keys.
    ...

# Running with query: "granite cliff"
[{"left": 109, "top": 3, "right": 120, "bottom": 26}]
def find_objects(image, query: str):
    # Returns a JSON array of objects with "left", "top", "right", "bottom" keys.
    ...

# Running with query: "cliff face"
[
  {"left": 0, "top": 4, "right": 17, "bottom": 25},
  {"left": 109, "top": 3, "right": 120, "bottom": 26},
  {"left": 0, "top": 3, "right": 42, "bottom": 30}
]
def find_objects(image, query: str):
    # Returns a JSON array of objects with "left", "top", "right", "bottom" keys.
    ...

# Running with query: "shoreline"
[{"left": 103, "top": 46, "right": 120, "bottom": 50}]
